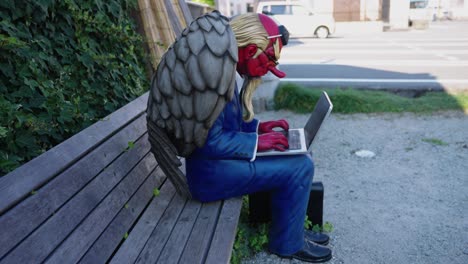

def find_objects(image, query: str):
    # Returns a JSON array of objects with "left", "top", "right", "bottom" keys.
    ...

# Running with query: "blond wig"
[
  {"left": 229, "top": 14, "right": 270, "bottom": 121},
  {"left": 230, "top": 13, "right": 269, "bottom": 58}
]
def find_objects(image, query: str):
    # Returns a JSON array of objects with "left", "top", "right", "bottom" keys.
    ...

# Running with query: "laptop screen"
[{"left": 304, "top": 92, "right": 333, "bottom": 148}]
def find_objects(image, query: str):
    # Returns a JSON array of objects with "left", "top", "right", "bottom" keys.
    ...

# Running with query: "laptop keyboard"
[{"left": 284, "top": 130, "right": 301, "bottom": 150}]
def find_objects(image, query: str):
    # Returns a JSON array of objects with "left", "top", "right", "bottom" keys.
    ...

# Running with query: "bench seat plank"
[
  {"left": 109, "top": 181, "right": 177, "bottom": 264},
  {"left": 78, "top": 165, "right": 166, "bottom": 264},
  {"left": 0, "top": 93, "right": 149, "bottom": 214},
  {"left": 205, "top": 197, "right": 243, "bottom": 264},
  {"left": 178, "top": 202, "right": 222, "bottom": 264},
  {"left": 0, "top": 115, "right": 148, "bottom": 259},
  {"left": 45, "top": 152, "right": 157, "bottom": 264},
  {"left": 134, "top": 191, "right": 187, "bottom": 264},
  {"left": 1, "top": 136, "right": 150, "bottom": 263},
  {"left": 156, "top": 199, "right": 202, "bottom": 264}
]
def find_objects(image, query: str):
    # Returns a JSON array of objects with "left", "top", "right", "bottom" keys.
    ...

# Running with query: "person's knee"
[
  {"left": 298, "top": 154, "right": 314, "bottom": 177},
  {"left": 290, "top": 154, "right": 314, "bottom": 187}
]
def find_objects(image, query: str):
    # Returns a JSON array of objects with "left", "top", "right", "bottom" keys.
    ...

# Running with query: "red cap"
[{"left": 258, "top": 14, "right": 286, "bottom": 78}]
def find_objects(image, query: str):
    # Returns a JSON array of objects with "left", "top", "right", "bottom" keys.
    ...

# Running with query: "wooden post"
[{"left": 137, "top": 0, "right": 192, "bottom": 70}]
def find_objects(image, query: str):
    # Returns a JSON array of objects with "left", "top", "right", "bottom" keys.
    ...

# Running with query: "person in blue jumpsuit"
[{"left": 186, "top": 13, "right": 332, "bottom": 263}]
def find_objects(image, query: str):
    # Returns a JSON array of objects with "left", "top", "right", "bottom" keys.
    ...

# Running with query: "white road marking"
[
  {"left": 280, "top": 78, "right": 468, "bottom": 83},
  {"left": 279, "top": 60, "right": 468, "bottom": 66},
  {"left": 284, "top": 42, "right": 468, "bottom": 47},
  {"left": 291, "top": 38, "right": 468, "bottom": 43},
  {"left": 281, "top": 35, "right": 467, "bottom": 87},
  {"left": 282, "top": 49, "right": 468, "bottom": 54}
]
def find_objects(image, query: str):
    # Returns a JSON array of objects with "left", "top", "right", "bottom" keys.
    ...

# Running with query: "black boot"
[
  {"left": 304, "top": 229, "right": 330, "bottom": 245},
  {"left": 276, "top": 239, "right": 332, "bottom": 263}
]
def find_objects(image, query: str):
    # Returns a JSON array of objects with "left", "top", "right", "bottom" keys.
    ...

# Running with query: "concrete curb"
[{"left": 252, "top": 75, "right": 468, "bottom": 114}]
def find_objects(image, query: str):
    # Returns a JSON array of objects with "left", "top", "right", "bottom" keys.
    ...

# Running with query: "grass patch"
[
  {"left": 274, "top": 83, "right": 468, "bottom": 114},
  {"left": 421, "top": 138, "right": 449, "bottom": 146},
  {"left": 231, "top": 196, "right": 269, "bottom": 264}
]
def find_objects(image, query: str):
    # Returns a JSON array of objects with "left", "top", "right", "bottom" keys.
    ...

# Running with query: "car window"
[
  {"left": 270, "top": 5, "right": 287, "bottom": 15},
  {"left": 410, "top": 0, "right": 428, "bottom": 9},
  {"left": 262, "top": 5, "right": 269, "bottom": 13},
  {"left": 291, "top": 5, "right": 309, "bottom": 15}
]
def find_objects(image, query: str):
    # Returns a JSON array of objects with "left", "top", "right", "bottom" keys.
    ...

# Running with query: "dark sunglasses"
[{"left": 258, "top": 48, "right": 279, "bottom": 66}]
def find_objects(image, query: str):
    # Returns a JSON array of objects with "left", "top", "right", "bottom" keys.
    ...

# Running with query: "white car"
[{"left": 257, "top": 1, "right": 335, "bottom": 39}]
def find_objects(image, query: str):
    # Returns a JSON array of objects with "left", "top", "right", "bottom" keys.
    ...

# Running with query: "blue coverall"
[{"left": 186, "top": 84, "right": 314, "bottom": 255}]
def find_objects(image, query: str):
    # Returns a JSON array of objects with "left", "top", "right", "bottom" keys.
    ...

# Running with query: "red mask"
[{"left": 237, "top": 14, "right": 286, "bottom": 78}]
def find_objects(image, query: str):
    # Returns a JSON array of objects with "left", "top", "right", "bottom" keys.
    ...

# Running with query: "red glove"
[
  {"left": 258, "top": 132, "right": 289, "bottom": 152},
  {"left": 258, "top": 119, "right": 289, "bottom": 134}
]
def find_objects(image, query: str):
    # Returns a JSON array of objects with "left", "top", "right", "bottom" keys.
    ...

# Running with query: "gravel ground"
[{"left": 243, "top": 110, "right": 468, "bottom": 264}]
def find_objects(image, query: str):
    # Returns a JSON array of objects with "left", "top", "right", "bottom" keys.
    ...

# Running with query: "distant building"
[
  {"left": 428, "top": 0, "right": 468, "bottom": 20},
  {"left": 212, "top": 0, "right": 468, "bottom": 31},
  {"left": 215, "top": 0, "right": 255, "bottom": 16}
]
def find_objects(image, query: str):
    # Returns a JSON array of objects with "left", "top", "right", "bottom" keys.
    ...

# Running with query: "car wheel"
[{"left": 315, "top": 26, "right": 329, "bottom": 39}]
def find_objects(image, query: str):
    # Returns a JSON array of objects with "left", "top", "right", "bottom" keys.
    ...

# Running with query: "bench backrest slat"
[
  {"left": 0, "top": 93, "right": 149, "bottom": 214},
  {"left": 78, "top": 166, "right": 166, "bottom": 264}
]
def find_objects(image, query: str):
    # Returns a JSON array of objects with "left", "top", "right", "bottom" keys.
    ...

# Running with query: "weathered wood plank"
[
  {"left": 0, "top": 115, "right": 148, "bottom": 260},
  {"left": 78, "top": 165, "right": 166, "bottom": 264},
  {"left": 0, "top": 135, "right": 151, "bottom": 264},
  {"left": 109, "top": 181, "right": 176, "bottom": 264},
  {"left": 134, "top": 190, "right": 187, "bottom": 264},
  {"left": 156, "top": 200, "right": 202, "bottom": 264},
  {"left": 178, "top": 201, "right": 222, "bottom": 264},
  {"left": 0, "top": 93, "right": 149, "bottom": 214},
  {"left": 205, "top": 197, "right": 243, "bottom": 264},
  {"left": 164, "top": 0, "right": 182, "bottom": 36},
  {"left": 45, "top": 152, "right": 157, "bottom": 264},
  {"left": 177, "top": 0, "right": 193, "bottom": 24}
]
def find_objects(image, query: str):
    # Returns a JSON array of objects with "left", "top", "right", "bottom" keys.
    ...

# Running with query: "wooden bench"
[{"left": 0, "top": 92, "right": 242, "bottom": 264}]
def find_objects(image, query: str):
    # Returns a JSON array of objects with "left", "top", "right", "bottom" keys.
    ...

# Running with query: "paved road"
[{"left": 278, "top": 21, "right": 468, "bottom": 91}]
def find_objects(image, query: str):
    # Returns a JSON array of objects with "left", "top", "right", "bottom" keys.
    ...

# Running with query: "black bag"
[{"left": 249, "top": 181, "right": 324, "bottom": 227}]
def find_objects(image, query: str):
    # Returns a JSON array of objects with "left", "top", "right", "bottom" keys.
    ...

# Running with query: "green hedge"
[
  {"left": 275, "top": 83, "right": 467, "bottom": 114},
  {"left": 0, "top": 0, "right": 149, "bottom": 175},
  {"left": 192, "top": 0, "right": 216, "bottom": 7}
]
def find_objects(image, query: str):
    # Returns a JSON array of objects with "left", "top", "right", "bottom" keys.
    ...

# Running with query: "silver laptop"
[{"left": 256, "top": 91, "right": 333, "bottom": 157}]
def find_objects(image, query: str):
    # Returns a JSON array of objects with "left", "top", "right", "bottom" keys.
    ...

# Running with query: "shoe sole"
[
  {"left": 306, "top": 238, "right": 329, "bottom": 246},
  {"left": 304, "top": 232, "right": 330, "bottom": 246},
  {"left": 293, "top": 253, "right": 332, "bottom": 263},
  {"left": 272, "top": 252, "right": 332, "bottom": 263}
]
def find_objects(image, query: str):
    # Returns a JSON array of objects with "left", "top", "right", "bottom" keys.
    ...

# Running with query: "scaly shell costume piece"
[{"left": 147, "top": 11, "right": 238, "bottom": 198}]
